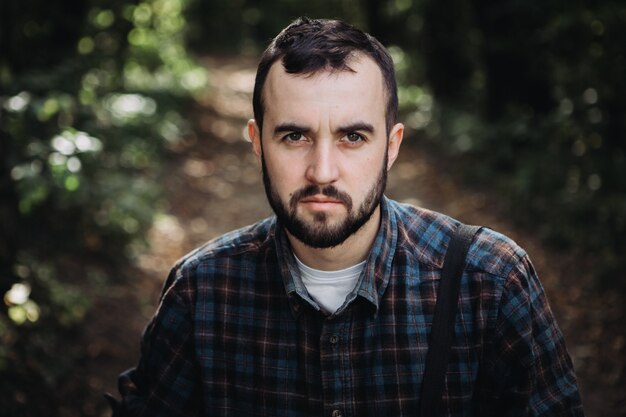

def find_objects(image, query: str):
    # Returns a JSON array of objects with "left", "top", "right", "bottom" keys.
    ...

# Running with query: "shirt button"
[
  {"left": 329, "top": 335, "right": 339, "bottom": 344},
  {"left": 332, "top": 410, "right": 343, "bottom": 417}
]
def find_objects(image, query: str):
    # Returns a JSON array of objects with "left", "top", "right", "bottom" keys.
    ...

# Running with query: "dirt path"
[{"left": 89, "top": 56, "right": 624, "bottom": 417}]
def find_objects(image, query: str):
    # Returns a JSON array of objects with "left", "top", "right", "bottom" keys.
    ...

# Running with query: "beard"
[{"left": 261, "top": 152, "right": 387, "bottom": 249}]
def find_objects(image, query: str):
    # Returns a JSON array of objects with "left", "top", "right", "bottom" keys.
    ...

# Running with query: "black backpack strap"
[{"left": 420, "top": 223, "right": 482, "bottom": 416}]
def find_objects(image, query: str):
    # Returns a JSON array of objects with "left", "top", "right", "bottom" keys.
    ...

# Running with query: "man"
[{"left": 110, "top": 17, "right": 584, "bottom": 416}]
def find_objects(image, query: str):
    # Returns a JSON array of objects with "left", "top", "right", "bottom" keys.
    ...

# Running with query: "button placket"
[{"left": 320, "top": 317, "right": 352, "bottom": 417}]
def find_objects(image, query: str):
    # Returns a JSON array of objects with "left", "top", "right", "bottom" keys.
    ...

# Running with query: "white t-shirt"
[{"left": 294, "top": 254, "right": 366, "bottom": 314}]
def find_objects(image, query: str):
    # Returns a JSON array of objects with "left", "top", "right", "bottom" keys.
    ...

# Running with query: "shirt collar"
[{"left": 274, "top": 196, "right": 398, "bottom": 319}]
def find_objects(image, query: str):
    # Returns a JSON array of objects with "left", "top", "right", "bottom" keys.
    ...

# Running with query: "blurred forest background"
[{"left": 1, "top": 0, "right": 625, "bottom": 416}]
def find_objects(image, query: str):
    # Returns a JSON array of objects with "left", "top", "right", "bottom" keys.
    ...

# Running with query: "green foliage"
[
  {"left": 184, "top": 0, "right": 366, "bottom": 54},
  {"left": 0, "top": 0, "right": 205, "bottom": 413},
  {"left": 398, "top": 1, "right": 626, "bottom": 285}
]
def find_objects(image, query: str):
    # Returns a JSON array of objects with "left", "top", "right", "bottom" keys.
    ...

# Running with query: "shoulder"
[
  {"left": 466, "top": 227, "right": 528, "bottom": 279},
  {"left": 145, "top": 216, "right": 277, "bottom": 317},
  {"left": 158, "top": 216, "right": 276, "bottom": 300},
  {"left": 388, "top": 199, "right": 527, "bottom": 278},
  {"left": 175, "top": 216, "right": 276, "bottom": 272}
]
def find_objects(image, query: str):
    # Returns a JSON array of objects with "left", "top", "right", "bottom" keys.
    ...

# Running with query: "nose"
[{"left": 305, "top": 140, "right": 339, "bottom": 185}]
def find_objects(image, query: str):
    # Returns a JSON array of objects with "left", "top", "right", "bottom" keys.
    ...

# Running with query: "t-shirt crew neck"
[{"left": 293, "top": 253, "right": 366, "bottom": 314}]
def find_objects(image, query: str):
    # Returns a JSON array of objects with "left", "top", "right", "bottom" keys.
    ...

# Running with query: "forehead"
[{"left": 262, "top": 55, "right": 387, "bottom": 128}]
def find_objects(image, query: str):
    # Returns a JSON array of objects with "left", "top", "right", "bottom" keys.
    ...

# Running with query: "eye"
[
  {"left": 344, "top": 132, "right": 365, "bottom": 144},
  {"left": 283, "top": 132, "right": 305, "bottom": 142}
]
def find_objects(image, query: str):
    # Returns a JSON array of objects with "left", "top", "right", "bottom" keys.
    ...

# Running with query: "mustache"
[{"left": 289, "top": 184, "right": 353, "bottom": 211}]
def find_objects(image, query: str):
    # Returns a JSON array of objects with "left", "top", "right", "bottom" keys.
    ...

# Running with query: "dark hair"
[{"left": 252, "top": 17, "right": 398, "bottom": 135}]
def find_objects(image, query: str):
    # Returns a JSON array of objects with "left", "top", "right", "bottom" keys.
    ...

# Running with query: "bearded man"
[{"left": 110, "top": 17, "right": 584, "bottom": 417}]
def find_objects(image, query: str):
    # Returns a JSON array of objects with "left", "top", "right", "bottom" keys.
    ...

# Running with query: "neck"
[{"left": 287, "top": 205, "right": 381, "bottom": 271}]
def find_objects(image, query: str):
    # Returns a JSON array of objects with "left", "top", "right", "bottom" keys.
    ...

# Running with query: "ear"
[
  {"left": 386, "top": 122, "right": 404, "bottom": 170},
  {"left": 248, "top": 119, "right": 262, "bottom": 166}
]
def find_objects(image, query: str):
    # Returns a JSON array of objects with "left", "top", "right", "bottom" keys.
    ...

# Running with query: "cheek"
[
  {"left": 352, "top": 155, "right": 385, "bottom": 193},
  {"left": 264, "top": 155, "right": 301, "bottom": 195}
]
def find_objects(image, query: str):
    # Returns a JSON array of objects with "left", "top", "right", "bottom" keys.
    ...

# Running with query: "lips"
[
  {"left": 300, "top": 195, "right": 343, "bottom": 204},
  {"left": 288, "top": 185, "right": 353, "bottom": 212},
  {"left": 299, "top": 195, "right": 346, "bottom": 212}
]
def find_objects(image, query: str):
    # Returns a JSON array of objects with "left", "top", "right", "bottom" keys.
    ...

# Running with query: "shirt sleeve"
[
  {"left": 110, "top": 265, "right": 202, "bottom": 416},
  {"left": 480, "top": 255, "right": 584, "bottom": 416}
]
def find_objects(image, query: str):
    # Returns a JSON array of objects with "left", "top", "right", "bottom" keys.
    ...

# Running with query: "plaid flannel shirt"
[{"left": 113, "top": 196, "right": 584, "bottom": 416}]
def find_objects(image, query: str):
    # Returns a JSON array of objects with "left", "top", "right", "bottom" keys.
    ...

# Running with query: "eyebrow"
[
  {"left": 273, "top": 122, "right": 375, "bottom": 136},
  {"left": 273, "top": 123, "right": 310, "bottom": 136},
  {"left": 336, "top": 122, "right": 375, "bottom": 134}
]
